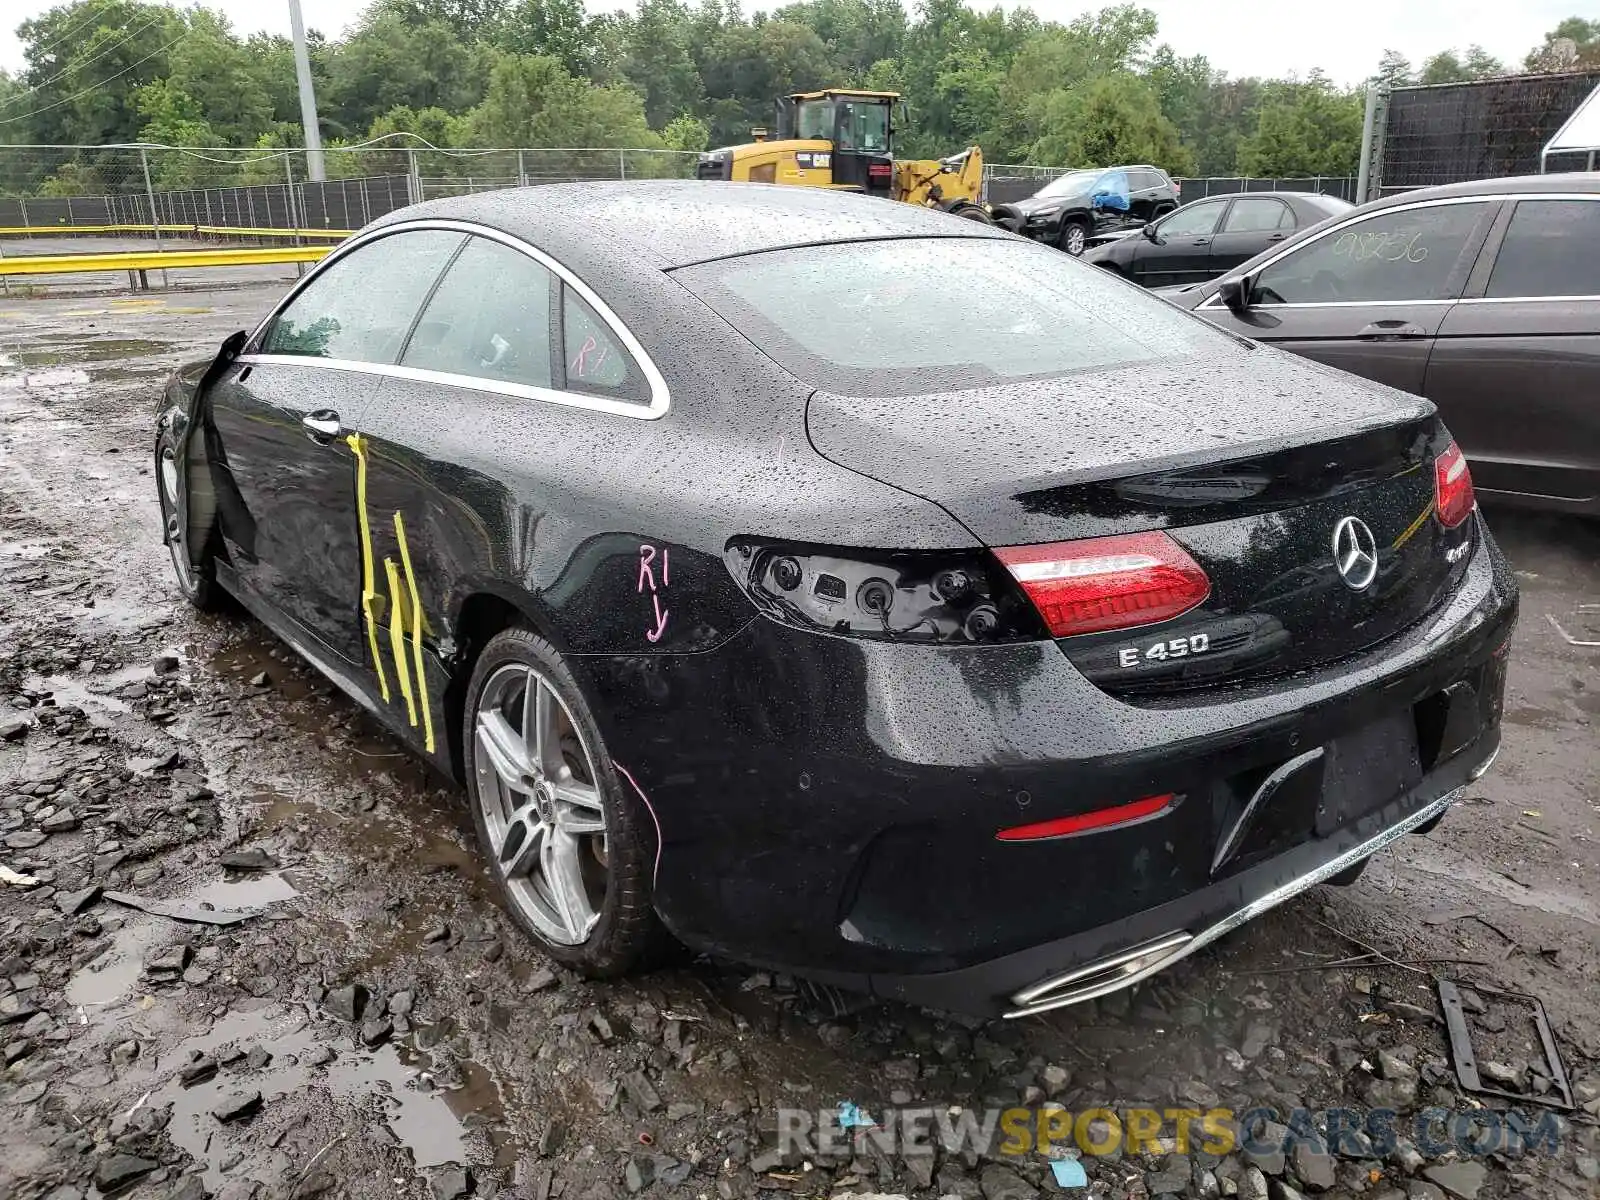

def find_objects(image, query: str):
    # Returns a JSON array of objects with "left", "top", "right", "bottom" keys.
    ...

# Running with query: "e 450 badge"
[{"left": 1118, "top": 632, "right": 1211, "bottom": 668}]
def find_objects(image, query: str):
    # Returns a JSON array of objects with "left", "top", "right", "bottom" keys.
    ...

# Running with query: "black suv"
[{"left": 992, "top": 165, "right": 1179, "bottom": 255}]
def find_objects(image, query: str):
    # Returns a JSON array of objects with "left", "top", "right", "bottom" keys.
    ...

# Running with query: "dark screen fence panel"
[{"left": 1381, "top": 72, "right": 1600, "bottom": 190}]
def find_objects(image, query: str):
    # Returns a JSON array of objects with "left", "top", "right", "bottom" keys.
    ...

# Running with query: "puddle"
[
  {"left": 139, "top": 1003, "right": 502, "bottom": 1188},
  {"left": 12, "top": 337, "right": 174, "bottom": 364},
  {"left": 0, "top": 540, "right": 53, "bottom": 560},
  {"left": 0, "top": 366, "right": 89, "bottom": 389},
  {"left": 32, "top": 674, "right": 132, "bottom": 716},
  {"left": 66, "top": 873, "right": 302, "bottom": 1009}
]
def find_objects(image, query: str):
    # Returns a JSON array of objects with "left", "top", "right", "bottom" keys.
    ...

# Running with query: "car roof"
[
  {"left": 368, "top": 180, "right": 1009, "bottom": 270},
  {"left": 1362, "top": 172, "right": 1600, "bottom": 209},
  {"left": 1180, "top": 191, "right": 1336, "bottom": 201}
]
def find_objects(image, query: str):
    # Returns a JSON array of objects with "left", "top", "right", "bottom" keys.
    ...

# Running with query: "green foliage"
[
  {"left": 1025, "top": 73, "right": 1194, "bottom": 174},
  {"left": 463, "top": 52, "right": 660, "bottom": 149},
  {"left": 4, "top": 0, "right": 1597, "bottom": 200},
  {"left": 1525, "top": 17, "right": 1600, "bottom": 71},
  {"left": 1236, "top": 75, "right": 1363, "bottom": 178}
]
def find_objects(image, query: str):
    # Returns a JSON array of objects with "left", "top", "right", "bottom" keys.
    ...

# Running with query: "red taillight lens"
[
  {"left": 993, "top": 531, "right": 1210, "bottom": 638},
  {"left": 996, "top": 793, "right": 1175, "bottom": 841},
  {"left": 1435, "top": 441, "right": 1475, "bottom": 529}
]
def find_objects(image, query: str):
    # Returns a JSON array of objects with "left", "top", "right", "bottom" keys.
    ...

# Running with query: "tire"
[
  {"left": 155, "top": 428, "right": 226, "bottom": 612},
  {"left": 953, "top": 204, "right": 993, "bottom": 224},
  {"left": 462, "top": 627, "right": 665, "bottom": 976},
  {"left": 1325, "top": 858, "right": 1369, "bottom": 887},
  {"left": 1059, "top": 218, "right": 1089, "bottom": 256}
]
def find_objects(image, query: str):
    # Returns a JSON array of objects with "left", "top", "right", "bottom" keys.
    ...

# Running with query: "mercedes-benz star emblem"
[{"left": 1332, "top": 516, "right": 1379, "bottom": 591}]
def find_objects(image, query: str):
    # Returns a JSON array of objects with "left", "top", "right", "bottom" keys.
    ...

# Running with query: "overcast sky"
[{"left": 0, "top": 0, "right": 1577, "bottom": 84}]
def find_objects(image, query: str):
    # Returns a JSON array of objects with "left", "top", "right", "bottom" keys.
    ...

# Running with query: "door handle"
[
  {"left": 1193, "top": 237, "right": 1211, "bottom": 246},
  {"left": 1356, "top": 321, "right": 1426, "bottom": 340},
  {"left": 1266, "top": 232, "right": 1287, "bottom": 242},
  {"left": 302, "top": 410, "right": 342, "bottom": 443}
]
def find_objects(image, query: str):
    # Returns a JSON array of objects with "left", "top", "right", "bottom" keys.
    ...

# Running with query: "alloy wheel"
[
  {"left": 472, "top": 662, "right": 609, "bottom": 946},
  {"left": 1063, "top": 224, "right": 1086, "bottom": 256},
  {"left": 159, "top": 444, "right": 195, "bottom": 593}
]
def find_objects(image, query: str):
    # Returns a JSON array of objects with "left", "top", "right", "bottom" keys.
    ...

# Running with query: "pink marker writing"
[{"left": 638, "top": 543, "right": 670, "bottom": 643}]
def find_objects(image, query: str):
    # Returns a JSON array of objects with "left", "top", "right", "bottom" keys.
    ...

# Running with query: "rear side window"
[
  {"left": 1486, "top": 199, "right": 1600, "bottom": 298},
  {"left": 562, "top": 288, "right": 651, "bottom": 404},
  {"left": 262, "top": 230, "right": 462, "bottom": 362},
  {"left": 402, "top": 237, "right": 556, "bottom": 389},
  {"left": 1251, "top": 201, "right": 1489, "bottom": 305},
  {"left": 1223, "top": 198, "right": 1292, "bottom": 233},
  {"left": 674, "top": 237, "right": 1227, "bottom": 397}
]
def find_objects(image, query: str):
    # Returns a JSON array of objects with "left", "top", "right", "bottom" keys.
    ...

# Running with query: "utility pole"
[{"left": 288, "top": 0, "right": 326, "bottom": 182}]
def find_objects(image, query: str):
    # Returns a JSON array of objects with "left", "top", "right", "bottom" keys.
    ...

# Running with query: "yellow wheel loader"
[{"left": 695, "top": 89, "right": 992, "bottom": 222}]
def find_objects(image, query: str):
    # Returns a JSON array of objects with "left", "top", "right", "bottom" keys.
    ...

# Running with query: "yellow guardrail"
[
  {"left": 0, "top": 223, "right": 353, "bottom": 239},
  {"left": 0, "top": 244, "right": 333, "bottom": 278}
]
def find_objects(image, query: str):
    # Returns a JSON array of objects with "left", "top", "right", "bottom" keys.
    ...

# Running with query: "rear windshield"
[{"left": 674, "top": 236, "right": 1230, "bottom": 397}]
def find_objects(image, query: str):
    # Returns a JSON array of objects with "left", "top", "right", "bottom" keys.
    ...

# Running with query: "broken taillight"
[
  {"left": 1435, "top": 441, "right": 1476, "bottom": 529},
  {"left": 993, "top": 531, "right": 1210, "bottom": 639}
]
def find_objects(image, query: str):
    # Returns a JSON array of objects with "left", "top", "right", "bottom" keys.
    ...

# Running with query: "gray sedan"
[{"left": 1162, "top": 174, "right": 1600, "bottom": 517}]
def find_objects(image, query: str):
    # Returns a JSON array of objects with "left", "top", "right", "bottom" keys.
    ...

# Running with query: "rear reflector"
[
  {"left": 993, "top": 531, "right": 1210, "bottom": 638},
  {"left": 996, "top": 793, "right": 1175, "bottom": 841},
  {"left": 1435, "top": 441, "right": 1476, "bottom": 529}
]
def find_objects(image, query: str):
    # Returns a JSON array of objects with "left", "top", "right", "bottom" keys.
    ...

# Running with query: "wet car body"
[{"left": 156, "top": 182, "right": 1515, "bottom": 1017}]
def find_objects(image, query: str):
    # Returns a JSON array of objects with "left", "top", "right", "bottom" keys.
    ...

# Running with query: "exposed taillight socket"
[
  {"left": 1434, "top": 441, "right": 1476, "bottom": 529},
  {"left": 994, "top": 531, "right": 1211, "bottom": 639}
]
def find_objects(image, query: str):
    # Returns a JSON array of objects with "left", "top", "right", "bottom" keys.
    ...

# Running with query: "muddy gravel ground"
[{"left": 1, "top": 287, "right": 1598, "bottom": 1200}]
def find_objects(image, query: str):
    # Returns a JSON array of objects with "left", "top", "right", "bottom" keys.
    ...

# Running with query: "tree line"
[{"left": 2, "top": 0, "right": 1596, "bottom": 196}]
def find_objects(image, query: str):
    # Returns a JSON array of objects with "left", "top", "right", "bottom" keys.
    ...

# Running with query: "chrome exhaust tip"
[{"left": 1005, "top": 932, "right": 1193, "bottom": 1018}]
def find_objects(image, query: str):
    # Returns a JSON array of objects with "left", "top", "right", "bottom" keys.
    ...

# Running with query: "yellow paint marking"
[
  {"left": 393, "top": 512, "right": 435, "bottom": 753},
  {"left": 346, "top": 433, "right": 389, "bottom": 701},
  {"left": 386, "top": 557, "right": 418, "bottom": 728},
  {"left": 1391, "top": 500, "right": 1435, "bottom": 552}
]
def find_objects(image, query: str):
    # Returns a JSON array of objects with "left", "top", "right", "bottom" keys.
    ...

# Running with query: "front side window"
[
  {"left": 261, "top": 230, "right": 462, "bottom": 362},
  {"left": 1160, "top": 201, "right": 1226, "bottom": 237},
  {"left": 562, "top": 288, "right": 649, "bottom": 403},
  {"left": 1486, "top": 199, "right": 1600, "bottom": 298},
  {"left": 795, "top": 101, "right": 833, "bottom": 141},
  {"left": 401, "top": 236, "right": 555, "bottom": 389},
  {"left": 676, "top": 237, "right": 1229, "bottom": 397},
  {"left": 1223, "top": 198, "right": 1292, "bottom": 233},
  {"left": 1251, "top": 201, "right": 1489, "bottom": 305}
]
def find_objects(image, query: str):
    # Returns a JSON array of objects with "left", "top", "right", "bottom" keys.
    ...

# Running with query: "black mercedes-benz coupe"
[{"left": 155, "top": 181, "right": 1516, "bottom": 1018}]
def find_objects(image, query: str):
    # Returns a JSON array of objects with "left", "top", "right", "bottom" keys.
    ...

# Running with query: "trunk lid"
[{"left": 807, "top": 351, "right": 1472, "bottom": 693}]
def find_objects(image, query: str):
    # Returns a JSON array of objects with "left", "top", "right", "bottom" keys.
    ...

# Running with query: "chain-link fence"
[
  {"left": 1374, "top": 71, "right": 1600, "bottom": 195},
  {"left": 0, "top": 144, "right": 701, "bottom": 248}
]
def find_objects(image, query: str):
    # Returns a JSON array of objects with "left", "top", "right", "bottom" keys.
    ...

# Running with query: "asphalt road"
[{"left": 0, "top": 285, "right": 1596, "bottom": 1200}]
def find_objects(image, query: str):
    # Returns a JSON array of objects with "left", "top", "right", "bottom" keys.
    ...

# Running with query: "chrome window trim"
[
  {"left": 234, "top": 353, "right": 665, "bottom": 421},
  {"left": 1457, "top": 294, "right": 1600, "bottom": 304},
  {"left": 1226, "top": 298, "right": 1456, "bottom": 312},
  {"left": 244, "top": 218, "right": 671, "bottom": 420},
  {"left": 1198, "top": 194, "right": 1497, "bottom": 311}
]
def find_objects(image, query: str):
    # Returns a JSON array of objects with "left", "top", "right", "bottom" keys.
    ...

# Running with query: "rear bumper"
[
  {"left": 884, "top": 727, "right": 1496, "bottom": 1017},
  {"left": 571, "top": 517, "right": 1517, "bottom": 1015}
]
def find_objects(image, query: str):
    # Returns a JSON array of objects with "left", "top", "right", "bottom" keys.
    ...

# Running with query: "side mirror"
[
  {"left": 1142, "top": 221, "right": 1158, "bottom": 243},
  {"left": 1219, "top": 276, "right": 1252, "bottom": 313}
]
